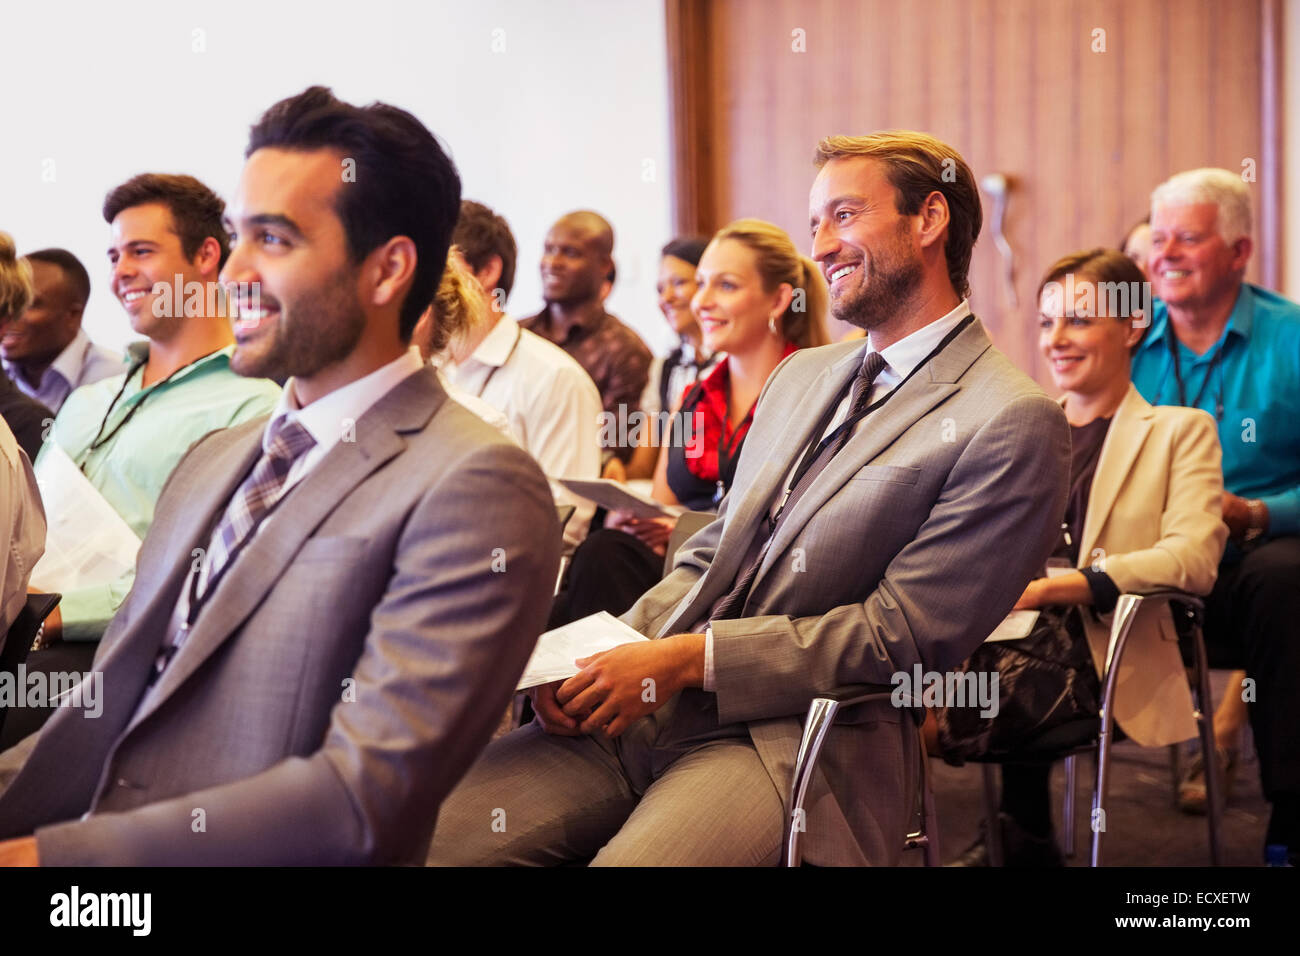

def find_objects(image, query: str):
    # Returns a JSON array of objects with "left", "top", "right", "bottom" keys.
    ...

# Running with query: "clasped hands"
[{"left": 529, "top": 632, "right": 706, "bottom": 738}]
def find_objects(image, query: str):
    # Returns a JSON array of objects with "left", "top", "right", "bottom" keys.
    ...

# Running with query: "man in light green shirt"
[{"left": 37, "top": 173, "right": 280, "bottom": 642}]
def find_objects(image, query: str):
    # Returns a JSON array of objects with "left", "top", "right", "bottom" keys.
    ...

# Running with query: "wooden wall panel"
[{"left": 668, "top": 0, "right": 1280, "bottom": 385}]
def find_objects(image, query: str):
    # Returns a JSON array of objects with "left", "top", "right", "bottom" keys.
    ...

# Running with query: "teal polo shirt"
[
  {"left": 1131, "top": 283, "right": 1300, "bottom": 538},
  {"left": 39, "top": 343, "right": 281, "bottom": 640}
]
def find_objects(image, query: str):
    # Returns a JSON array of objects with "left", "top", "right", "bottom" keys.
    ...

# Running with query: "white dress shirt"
[
  {"left": 3, "top": 328, "right": 125, "bottom": 414},
  {"left": 443, "top": 315, "right": 603, "bottom": 550}
]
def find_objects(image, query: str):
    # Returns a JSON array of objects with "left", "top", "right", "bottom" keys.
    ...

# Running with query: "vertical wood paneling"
[{"left": 668, "top": 0, "right": 1279, "bottom": 385}]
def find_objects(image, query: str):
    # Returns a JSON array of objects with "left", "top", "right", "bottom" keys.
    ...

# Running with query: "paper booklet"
[
  {"left": 516, "top": 611, "right": 649, "bottom": 691},
  {"left": 984, "top": 609, "right": 1040, "bottom": 643},
  {"left": 29, "top": 443, "right": 142, "bottom": 592},
  {"left": 556, "top": 477, "right": 684, "bottom": 520}
]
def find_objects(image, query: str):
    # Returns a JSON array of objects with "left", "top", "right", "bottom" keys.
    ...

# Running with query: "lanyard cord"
[
  {"left": 1155, "top": 321, "right": 1226, "bottom": 421},
  {"left": 773, "top": 314, "right": 976, "bottom": 528},
  {"left": 78, "top": 350, "right": 222, "bottom": 474},
  {"left": 472, "top": 326, "right": 523, "bottom": 398}
]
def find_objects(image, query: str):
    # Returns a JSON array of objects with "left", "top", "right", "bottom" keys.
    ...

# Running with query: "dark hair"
[
  {"left": 103, "top": 173, "right": 230, "bottom": 269},
  {"left": 24, "top": 248, "right": 90, "bottom": 309},
  {"left": 815, "top": 131, "right": 982, "bottom": 298},
  {"left": 661, "top": 236, "right": 709, "bottom": 267},
  {"left": 246, "top": 86, "right": 462, "bottom": 341},
  {"left": 1119, "top": 215, "right": 1150, "bottom": 252},
  {"left": 1038, "top": 247, "right": 1151, "bottom": 353},
  {"left": 452, "top": 200, "right": 517, "bottom": 302}
]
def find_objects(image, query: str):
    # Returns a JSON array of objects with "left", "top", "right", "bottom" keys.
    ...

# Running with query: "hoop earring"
[{"left": 768, "top": 316, "right": 779, "bottom": 336}]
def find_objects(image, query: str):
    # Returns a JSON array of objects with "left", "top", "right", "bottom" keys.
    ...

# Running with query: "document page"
[
  {"left": 29, "top": 443, "right": 142, "bottom": 592},
  {"left": 516, "top": 611, "right": 649, "bottom": 690}
]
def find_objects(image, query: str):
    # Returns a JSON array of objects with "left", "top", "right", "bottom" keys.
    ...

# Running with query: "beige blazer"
[{"left": 1074, "top": 384, "right": 1227, "bottom": 746}]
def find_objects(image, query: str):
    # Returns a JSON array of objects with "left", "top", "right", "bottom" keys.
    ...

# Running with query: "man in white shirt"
[
  {"left": 444, "top": 200, "right": 603, "bottom": 549},
  {"left": 1, "top": 249, "right": 123, "bottom": 413}
]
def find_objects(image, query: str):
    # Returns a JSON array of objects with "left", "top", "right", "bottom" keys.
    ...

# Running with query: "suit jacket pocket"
[
  {"left": 295, "top": 536, "right": 370, "bottom": 563},
  {"left": 849, "top": 464, "right": 921, "bottom": 485}
]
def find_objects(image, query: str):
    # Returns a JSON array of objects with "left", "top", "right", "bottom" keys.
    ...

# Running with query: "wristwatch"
[{"left": 1243, "top": 499, "right": 1268, "bottom": 543}]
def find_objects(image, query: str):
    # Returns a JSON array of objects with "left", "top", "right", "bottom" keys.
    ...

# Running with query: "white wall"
[{"left": 0, "top": 0, "right": 678, "bottom": 354}]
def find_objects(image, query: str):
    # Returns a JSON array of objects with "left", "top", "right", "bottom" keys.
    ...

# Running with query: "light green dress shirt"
[{"left": 37, "top": 343, "right": 281, "bottom": 640}]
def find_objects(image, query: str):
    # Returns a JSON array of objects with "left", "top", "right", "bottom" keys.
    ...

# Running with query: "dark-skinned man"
[{"left": 519, "top": 211, "right": 651, "bottom": 464}]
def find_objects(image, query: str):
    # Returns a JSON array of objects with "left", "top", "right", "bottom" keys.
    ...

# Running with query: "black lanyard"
[
  {"left": 78, "top": 350, "right": 222, "bottom": 473},
  {"left": 773, "top": 314, "right": 975, "bottom": 529},
  {"left": 472, "top": 325, "right": 522, "bottom": 398},
  {"left": 1155, "top": 321, "right": 1226, "bottom": 421}
]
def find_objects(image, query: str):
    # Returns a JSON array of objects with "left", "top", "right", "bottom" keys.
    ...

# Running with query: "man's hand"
[
  {"left": 556, "top": 634, "right": 706, "bottom": 737},
  {"left": 0, "top": 836, "right": 39, "bottom": 866},
  {"left": 1222, "top": 491, "right": 1266, "bottom": 542},
  {"left": 527, "top": 681, "right": 583, "bottom": 736}
]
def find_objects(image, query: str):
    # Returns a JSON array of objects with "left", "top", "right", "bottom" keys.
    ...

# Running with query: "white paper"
[
  {"left": 984, "top": 609, "right": 1040, "bottom": 643},
  {"left": 516, "top": 611, "right": 649, "bottom": 690},
  {"left": 29, "top": 443, "right": 142, "bottom": 592},
  {"left": 557, "top": 477, "right": 683, "bottom": 520}
]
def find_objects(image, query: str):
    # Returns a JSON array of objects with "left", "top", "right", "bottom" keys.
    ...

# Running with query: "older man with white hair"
[{"left": 1132, "top": 167, "right": 1300, "bottom": 865}]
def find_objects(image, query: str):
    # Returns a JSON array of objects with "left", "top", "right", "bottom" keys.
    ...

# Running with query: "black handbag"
[{"left": 935, "top": 604, "right": 1101, "bottom": 764}]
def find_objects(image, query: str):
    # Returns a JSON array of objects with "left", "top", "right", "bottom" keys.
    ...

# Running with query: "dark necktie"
[{"left": 710, "top": 350, "right": 886, "bottom": 621}]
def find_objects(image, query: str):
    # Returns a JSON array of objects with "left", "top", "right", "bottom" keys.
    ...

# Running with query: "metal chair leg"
[
  {"left": 1091, "top": 593, "right": 1145, "bottom": 866},
  {"left": 915, "top": 723, "right": 941, "bottom": 866},
  {"left": 981, "top": 763, "right": 1003, "bottom": 867},
  {"left": 1191, "top": 626, "right": 1223, "bottom": 866},
  {"left": 784, "top": 696, "right": 840, "bottom": 866},
  {"left": 1063, "top": 754, "right": 1076, "bottom": 858}
]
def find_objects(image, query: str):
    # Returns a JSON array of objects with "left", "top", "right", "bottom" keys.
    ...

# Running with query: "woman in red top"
[{"left": 554, "top": 219, "right": 828, "bottom": 623}]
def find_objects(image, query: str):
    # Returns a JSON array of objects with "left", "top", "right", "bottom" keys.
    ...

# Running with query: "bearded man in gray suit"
[
  {"left": 0, "top": 88, "right": 560, "bottom": 866},
  {"left": 429, "top": 131, "right": 1070, "bottom": 867}
]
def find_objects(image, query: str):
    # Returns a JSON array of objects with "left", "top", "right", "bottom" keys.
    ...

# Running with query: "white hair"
[{"left": 1150, "top": 168, "right": 1252, "bottom": 244}]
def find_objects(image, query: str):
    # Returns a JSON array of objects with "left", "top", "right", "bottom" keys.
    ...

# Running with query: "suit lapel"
[
  {"left": 127, "top": 368, "right": 447, "bottom": 728},
  {"left": 749, "top": 318, "right": 990, "bottom": 597},
  {"left": 1078, "top": 384, "right": 1153, "bottom": 565}
]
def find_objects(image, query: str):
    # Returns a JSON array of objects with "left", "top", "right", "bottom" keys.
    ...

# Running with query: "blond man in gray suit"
[
  {"left": 0, "top": 88, "right": 559, "bottom": 866},
  {"left": 429, "top": 132, "right": 1070, "bottom": 867}
]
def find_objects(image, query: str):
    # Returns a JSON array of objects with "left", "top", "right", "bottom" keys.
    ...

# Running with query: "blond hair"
[
  {"left": 815, "top": 131, "right": 982, "bottom": 298},
  {"left": 0, "top": 232, "right": 33, "bottom": 321},
  {"left": 428, "top": 246, "right": 492, "bottom": 357},
  {"left": 711, "top": 218, "right": 829, "bottom": 349}
]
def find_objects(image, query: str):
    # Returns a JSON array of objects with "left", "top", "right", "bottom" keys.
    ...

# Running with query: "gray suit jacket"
[
  {"left": 623, "top": 318, "right": 1070, "bottom": 865},
  {"left": 0, "top": 368, "right": 560, "bottom": 864}
]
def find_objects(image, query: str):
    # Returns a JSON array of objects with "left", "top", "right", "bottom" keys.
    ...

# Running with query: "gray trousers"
[{"left": 427, "top": 690, "right": 784, "bottom": 866}]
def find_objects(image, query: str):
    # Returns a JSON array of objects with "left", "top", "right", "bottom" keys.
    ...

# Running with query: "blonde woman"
[{"left": 554, "top": 218, "right": 828, "bottom": 622}]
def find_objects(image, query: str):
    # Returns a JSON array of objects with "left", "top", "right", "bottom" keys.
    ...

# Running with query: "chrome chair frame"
[
  {"left": 980, "top": 589, "right": 1222, "bottom": 866},
  {"left": 784, "top": 684, "right": 938, "bottom": 867}
]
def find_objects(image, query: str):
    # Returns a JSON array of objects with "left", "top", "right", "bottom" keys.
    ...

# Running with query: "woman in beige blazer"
[{"left": 937, "top": 248, "right": 1227, "bottom": 866}]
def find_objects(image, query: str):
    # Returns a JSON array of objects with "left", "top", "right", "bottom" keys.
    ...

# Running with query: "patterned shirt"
[{"left": 519, "top": 307, "right": 652, "bottom": 416}]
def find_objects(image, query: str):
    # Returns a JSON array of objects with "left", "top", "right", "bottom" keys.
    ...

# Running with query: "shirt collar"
[
  {"left": 870, "top": 298, "right": 972, "bottom": 379},
  {"left": 2, "top": 328, "right": 93, "bottom": 391},
  {"left": 1142, "top": 284, "right": 1254, "bottom": 355},
  {"left": 266, "top": 348, "right": 424, "bottom": 454},
  {"left": 468, "top": 314, "right": 520, "bottom": 368}
]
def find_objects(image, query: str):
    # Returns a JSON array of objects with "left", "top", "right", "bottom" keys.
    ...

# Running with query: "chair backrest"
[
  {"left": 0, "top": 592, "right": 62, "bottom": 738},
  {"left": 663, "top": 511, "right": 715, "bottom": 577},
  {"left": 555, "top": 504, "right": 576, "bottom": 533}
]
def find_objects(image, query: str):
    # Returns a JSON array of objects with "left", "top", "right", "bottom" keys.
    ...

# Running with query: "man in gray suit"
[
  {"left": 0, "top": 87, "right": 560, "bottom": 865},
  {"left": 429, "top": 131, "right": 1070, "bottom": 867}
]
